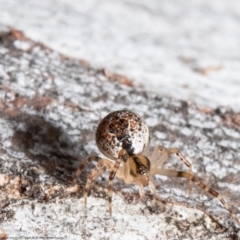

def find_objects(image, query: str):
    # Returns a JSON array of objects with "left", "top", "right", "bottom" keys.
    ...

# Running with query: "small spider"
[{"left": 74, "top": 110, "right": 239, "bottom": 224}]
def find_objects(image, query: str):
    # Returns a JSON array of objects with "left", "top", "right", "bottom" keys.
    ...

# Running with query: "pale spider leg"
[
  {"left": 155, "top": 168, "right": 240, "bottom": 225},
  {"left": 137, "top": 177, "right": 156, "bottom": 198},
  {"left": 84, "top": 159, "right": 114, "bottom": 206},
  {"left": 167, "top": 148, "right": 193, "bottom": 193},
  {"left": 137, "top": 183, "right": 145, "bottom": 198},
  {"left": 149, "top": 177, "right": 156, "bottom": 195},
  {"left": 108, "top": 149, "right": 129, "bottom": 216},
  {"left": 73, "top": 156, "right": 101, "bottom": 185},
  {"left": 150, "top": 146, "right": 192, "bottom": 172}
]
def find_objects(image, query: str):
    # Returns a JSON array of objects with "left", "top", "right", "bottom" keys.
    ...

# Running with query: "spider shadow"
[{"left": 10, "top": 112, "right": 89, "bottom": 184}]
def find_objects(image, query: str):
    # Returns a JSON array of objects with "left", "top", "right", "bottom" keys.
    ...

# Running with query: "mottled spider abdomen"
[{"left": 96, "top": 110, "right": 149, "bottom": 159}]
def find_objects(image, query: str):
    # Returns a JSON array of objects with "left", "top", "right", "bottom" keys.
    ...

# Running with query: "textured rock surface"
[{"left": 0, "top": 28, "right": 240, "bottom": 239}]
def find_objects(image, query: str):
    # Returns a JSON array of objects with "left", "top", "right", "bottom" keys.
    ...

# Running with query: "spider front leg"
[
  {"left": 168, "top": 148, "right": 192, "bottom": 172},
  {"left": 137, "top": 176, "right": 156, "bottom": 199},
  {"left": 168, "top": 147, "right": 193, "bottom": 192},
  {"left": 155, "top": 168, "right": 240, "bottom": 225},
  {"left": 151, "top": 146, "right": 193, "bottom": 192}
]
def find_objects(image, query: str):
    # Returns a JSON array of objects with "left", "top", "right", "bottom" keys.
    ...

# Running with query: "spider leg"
[
  {"left": 149, "top": 177, "right": 156, "bottom": 195},
  {"left": 137, "top": 177, "right": 156, "bottom": 199},
  {"left": 156, "top": 168, "right": 240, "bottom": 224},
  {"left": 84, "top": 159, "right": 114, "bottom": 206},
  {"left": 108, "top": 149, "right": 129, "bottom": 216},
  {"left": 151, "top": 146, "right": 193, "bottom": 193},
  {"left": 167, "top": 148, "right": 193, "bottom": 193},
  {"left": 73, "top": 156, "right": 101, "bottom": 185},
  {"left": 137, "top": 183, "right": 145, "bottom": 198},
  {"left": 167, "top": 148, "right": 192, "bottom": 171},
  {"left": 150, "top": 146, "right": 192, "bottom": 172}
]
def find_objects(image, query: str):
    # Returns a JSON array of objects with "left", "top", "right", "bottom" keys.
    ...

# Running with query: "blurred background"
[{"left": 1, "top": 0, "right": 240, "bottom": 110}]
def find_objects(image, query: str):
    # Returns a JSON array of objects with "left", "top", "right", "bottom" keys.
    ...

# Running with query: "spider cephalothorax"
[{"left": 74, "top": 110, "right": 239, "bottom": 224}]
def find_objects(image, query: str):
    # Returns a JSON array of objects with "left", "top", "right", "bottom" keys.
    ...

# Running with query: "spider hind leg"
[
  {"left": 155, "top": 168, "right": 240, "bottom": 225},
  {"left": 84, "top": 159, "right": 114, "bottom": 206},
  {"left": 73, "top": 156, "right": 101, "bottom": 185}
]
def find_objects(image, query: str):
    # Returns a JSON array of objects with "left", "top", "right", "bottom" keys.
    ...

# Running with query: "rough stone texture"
[
  {"left": 1, "top": 0, "right": 240, "bottom": 110},
  {"left": 0, "top": 28, "right": 240, "bottom": 240}
]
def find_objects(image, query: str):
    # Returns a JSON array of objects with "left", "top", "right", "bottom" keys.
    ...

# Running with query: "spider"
[{"left": 74, "top": 110, "right": 239, "bottom": 224}]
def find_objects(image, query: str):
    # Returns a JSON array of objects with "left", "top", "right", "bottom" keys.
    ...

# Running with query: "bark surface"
[{"left": 0, "top": 28, "right": 240, "bottom": 240}]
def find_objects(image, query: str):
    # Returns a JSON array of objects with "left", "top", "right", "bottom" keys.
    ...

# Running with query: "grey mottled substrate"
[{"left": 0, "top": 28, "right": 240, "bottom": 240}]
